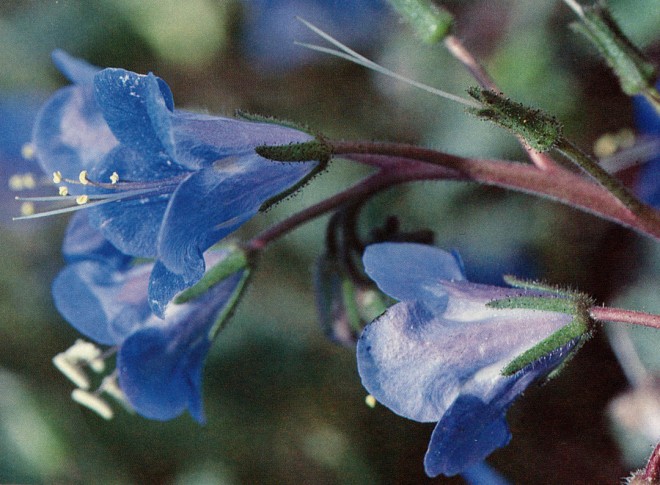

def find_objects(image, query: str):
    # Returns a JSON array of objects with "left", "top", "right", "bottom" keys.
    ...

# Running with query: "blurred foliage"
[{"left": 0, "top": 0, "right": 658, "bottom": 483}]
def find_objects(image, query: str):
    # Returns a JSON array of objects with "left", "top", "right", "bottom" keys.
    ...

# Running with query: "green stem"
[{"left": 554, "top": 138, "right": 646, "bottom": 215}]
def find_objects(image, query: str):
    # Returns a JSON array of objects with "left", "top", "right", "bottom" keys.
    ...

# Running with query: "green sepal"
[
  {"left": 255, "top": 138, "right": 333, "bottom": 165},
  {"left": 467, "top": 88, "right": 563, "bottom": 151},
  {"left": 502, "top": 318, "right": 591, "bottom": 376},
  {"left": 208, "top": 270, "right": 251, "bottom": 340},
  {"left": 502, "top": 275, "right": 578, "bottom": 298},
  {"left": 487, "top": 295, "right": 577, "bottom": 314},
  {"left": 487, "top": 291, "right": 594, "bottom": 376},
  {"left": 570, "top": 2, "right": 657, "bottom": 97},
  {"left": 235, "top": 110, "right": 315, "bottom": 135},
  {"left": 174, "top": 245, "right": 249, "bottom": 304},
  {"left": 387, "top": 0, "right": 454, "bottom": 44}
]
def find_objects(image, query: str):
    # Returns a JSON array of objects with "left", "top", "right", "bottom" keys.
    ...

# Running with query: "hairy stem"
[
  {"left": 331, "top": 140, "right": 660, "bottom": 239},
  {"left": 590, "top": 306, "right": 660, "bottom": 330}
]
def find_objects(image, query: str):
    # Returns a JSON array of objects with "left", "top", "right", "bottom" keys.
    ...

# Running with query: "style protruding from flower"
[
  {"left": 29, "top": 50, "right": 319, "bottom": 315},
  {"left": 356, "top": 242, "right": 590, "bottom": 477},
  {"left": 52, "top": 212, "right": 248, "bottom": 422}
]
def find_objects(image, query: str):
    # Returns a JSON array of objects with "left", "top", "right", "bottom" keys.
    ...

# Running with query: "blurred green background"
[{"left": 0, "top": 0, "right": 658, "bottom": 483}]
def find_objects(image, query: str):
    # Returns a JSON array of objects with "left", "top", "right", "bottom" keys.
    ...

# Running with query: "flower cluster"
[
  {"left": 31, "top": 51, "right": 319, "bottom": 420},
  {"left": 357, "top": 242, "right": 586, "bottom": 476}
]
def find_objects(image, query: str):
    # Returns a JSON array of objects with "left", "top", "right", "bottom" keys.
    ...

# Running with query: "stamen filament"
[{"left": 295, "top": 17, "right": 481, "bottom": 109}]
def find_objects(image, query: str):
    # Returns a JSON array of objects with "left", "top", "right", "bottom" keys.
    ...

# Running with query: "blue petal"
[
  {"left": 86, "top": 146, "right": 185, "bottom": 259},
  {"left": 633, "top": 81, "right": 660, "bottom": 207},
  {"left": 363, "top": 243, "right": 465, "bottom": 306},
  {"left": 117, "top": 325, "right": 209, "bottom": 422},
  {"left": 52, "top": 49, "right": 100, "bottom": 85},
  {"left": 53, "top": 260, "right": 152, "bottom": 345},
  {"left": 148, "top": 261, "right": 191, "bottom": 318},
  {"left": 33, "top": 85, "right": 117, "bottom": 185},
  {"left": 423, "top": 395, "right": 511, "bottom": 477},
  {"left": 357, "top": 301, "right": 461, "bottom": 422},
  {"left": 117, "top": 270, "right": 244, "bottom": 422},
  {"left": 93, "top": 69, "right": 175, "bottom": 156},
  {"left": 461, "top": 462, "right": 511, "bottom": 485},
  {"left": 62, "top": 211, "right": 131, "bottom": 268},
  {"left": 170, "top": 112, "right": 313, "bottom": 169},
  {"left": 157, "top": 155, "right": 316, "bottom": 278}
]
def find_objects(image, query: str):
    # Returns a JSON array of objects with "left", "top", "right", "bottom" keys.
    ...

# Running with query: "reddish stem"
[
  {"left": 332, "top": 140, "right": 660, "bottom": 240},
  {"left": 590, "top": 307, "right": 660, "bottom": 330}
]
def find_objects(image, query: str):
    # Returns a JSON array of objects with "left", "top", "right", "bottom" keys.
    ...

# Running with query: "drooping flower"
[
  {"left": 357, "top": 242, "right": 587, "bottom": 477},
  {"left": 52, "top": 211, "right": 247, "bottom": 422},
  {"left": 31, "top": 50, "right": 318, "bottom": 315}
]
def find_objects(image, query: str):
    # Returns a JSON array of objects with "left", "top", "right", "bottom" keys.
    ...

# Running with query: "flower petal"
[
  {"left": 87, "top": 146, "right": 185, "bottom": 259},
  {"left": 33, "top": 85, "right": 117, "bottom": 185},
  {"left": 117, "top": 270, "right": 244, "bottom": 422},
  {"left": 62, "top": 211, "right": 131, "bottom": 268},
  {"left": 53, "top": 260, "right": 152, "bottom": 345},
  {"left": 423, "top": 395, "right": 511, "bottom": 477},
  {"left": 157, "top": 155, "right": 316, "bottom": 279},
  {"left": 93, "top": 69, "right": 175, "bottom": 156},
  {"left": 357, "top": 301, "right": 461, "bottom": 422},
  {"left": 52, "top": 49, "right": 100, "bottom": 86},
  {"left": 363, "top": 243, "right": 465, "bottom": 307},
  {"left": 170, "top": 112, "right": 313, "bottom": 169}
]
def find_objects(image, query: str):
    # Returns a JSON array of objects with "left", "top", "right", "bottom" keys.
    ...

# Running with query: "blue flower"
[
  {"left": 633, "top": 80, "right": 660, "bottom": 207},
  {"left": 53, "top": 212, "right": 246, "bottom": 422},
  {"left": 357, "top": 243, "right": 579, "bottom": 477},
  {"left": 33, "top": 50, "right": 318, "bottom": 315}
]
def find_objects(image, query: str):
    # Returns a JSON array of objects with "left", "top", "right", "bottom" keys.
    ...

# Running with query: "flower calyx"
[
  {"left": 486, "top": 276, "right": 595, "bottom": 376},
  {"left": 467, "top": 88, "right": 564, "bottom": 152}
]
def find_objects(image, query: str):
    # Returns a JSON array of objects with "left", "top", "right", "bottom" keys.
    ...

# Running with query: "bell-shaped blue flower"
[
  {"left": 53, "top": 213, "right": 246, "bottom": 422},
  {"left": 33, "top": 50, "right": 318, "bottom": 315},
  {"left": 357, "top": 243, "right": 580, "bottom": 477}
]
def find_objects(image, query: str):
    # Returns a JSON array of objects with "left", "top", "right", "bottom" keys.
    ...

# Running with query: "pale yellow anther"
[
  {"left": 59, "top": 186, "right": 69, "bottom": 196},
  {"left": 365, "top": 394, "right": 377, "bottom": 408},
  {"left": 76, "top": 195, "right": 89, "bottom": 205},
  {"left": 71, "top": 389, "right": 114, "bottom": 420},
  {"left": 53, "top": 171, "right": 63, "bottom": 184},
  {"left": 110, "top": 172, "right": 119, "bottom": 184},
  {"left": 8, "top": 174, "right": 23, "bottom": 191},
  {"left": 20, "top": 202, "right": 35, "bottom": 216},
  {"left": 21, "top": 143, "right": 35, "bottom": 160},
  {"left": 21, "top": 174, "right": 36, "bottom": 189},
  {"left": 78, "top": 170, "right": 90, "bottom": 185}
]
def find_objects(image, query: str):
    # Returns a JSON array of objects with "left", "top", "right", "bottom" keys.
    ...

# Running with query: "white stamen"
[
  {"left": 295, "top": 17, "right": 481, "bottom": 109},
  {"left": 99, "top": 375, "right": 131, "bottom": 407},
  {"left": 71, "top": 389, "right": 114, "bottom": 420},
  {"left": 76, "top": 195, "right": 89, "bottom": 205},
  {"left": 78, "top": 170, "right": 90, "bottom": 185},
  {"left": 110, "top": 172, "right": 119, "bottom": 184},
  {"left": 8, "top": 175, "right": 23, "bottom": 191},
  {"left": 53, "top": 171, "right": 62, "bottom": 184},
  {"left": 53, "top": 353, "right": 90, "bottom": 390},
  {"left": 58, "top": 186, "right": 69, "bottom": 196},
  {"left": 65, "top": 339, "right": 105, "bottom": 372},
  {"left": 365, "top": 394, "right": 377, "bottom": 408}
]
